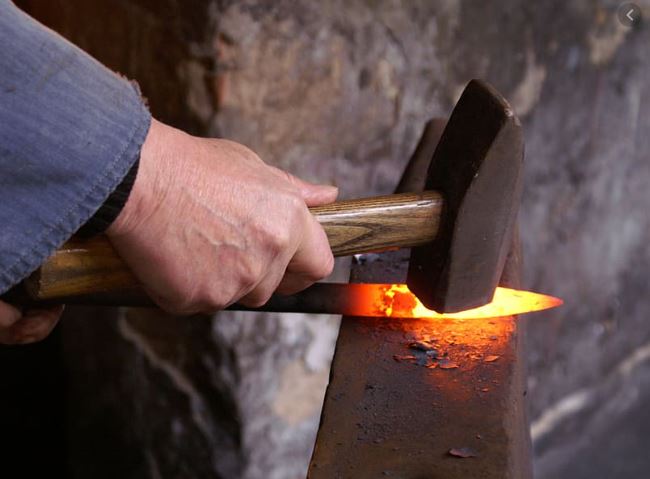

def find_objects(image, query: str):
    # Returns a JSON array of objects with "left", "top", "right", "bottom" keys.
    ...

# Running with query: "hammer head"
[{"left": 407, "top": 80, "right": 524, "bottom": 313}]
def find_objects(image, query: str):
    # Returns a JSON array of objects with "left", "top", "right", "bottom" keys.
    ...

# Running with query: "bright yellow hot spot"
[{"left": 378, "top": 284, "right": 563, "bottom": 319}]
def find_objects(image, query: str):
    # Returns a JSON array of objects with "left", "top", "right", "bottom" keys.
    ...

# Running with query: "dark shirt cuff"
[{"left": 76, "top": 157, "right": 140, "bottom": 237}]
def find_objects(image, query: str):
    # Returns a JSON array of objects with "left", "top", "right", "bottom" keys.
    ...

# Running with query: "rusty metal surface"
[
  {"left": 308, "top": 248, "right": 530, "bottom": 479},
  {"left": 308, "top": 115, "right": 531, "bottom": 478}
]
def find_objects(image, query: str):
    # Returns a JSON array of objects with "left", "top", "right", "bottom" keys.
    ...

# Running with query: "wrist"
[{"left": 106, "top": 118, "right": 163, "bottom": 238}]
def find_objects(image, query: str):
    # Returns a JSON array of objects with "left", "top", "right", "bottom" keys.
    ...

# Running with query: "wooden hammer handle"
[
  {"left": 312, "top": 191, "right": 442, "bottom": 255},
  {"left": 10, "top": 191, "right": 442, "bottom": 303}
]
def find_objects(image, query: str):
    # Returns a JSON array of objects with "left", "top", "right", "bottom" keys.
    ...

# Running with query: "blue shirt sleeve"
[{"left": 0, "top": 0, "right": 151, "bottom": 293}]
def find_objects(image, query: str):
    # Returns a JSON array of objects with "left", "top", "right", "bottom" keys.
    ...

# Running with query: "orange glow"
[{"left": 359, "top": 284, "right": 562, "bottom": 319}]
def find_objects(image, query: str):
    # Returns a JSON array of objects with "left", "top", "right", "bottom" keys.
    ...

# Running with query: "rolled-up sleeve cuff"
[{"left": 0, "top": 2, "right": 152, "bottom": 293}]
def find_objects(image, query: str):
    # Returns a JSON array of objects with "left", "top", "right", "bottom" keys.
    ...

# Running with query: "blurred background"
[{"left": 1, "top": 1, "right": 649, "bottom": 478}]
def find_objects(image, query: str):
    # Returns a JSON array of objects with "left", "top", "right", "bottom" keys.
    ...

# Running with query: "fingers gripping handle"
[{"left": 6, "top": 191, "right": 443, "bottom": 304}]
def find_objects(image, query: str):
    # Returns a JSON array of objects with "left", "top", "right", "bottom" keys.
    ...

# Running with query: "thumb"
[
  {"left": 296, "top": 180, "right": 338, "bottom": 207},
  {"left": 271, "top": 167, "right": 338, "bottom": 207}
]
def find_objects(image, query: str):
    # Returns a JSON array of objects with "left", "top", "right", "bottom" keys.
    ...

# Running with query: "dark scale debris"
[
  {"left": 449, "top": 447, "right": 478, "bottom": 458},
  {"left": 398, "top": 339, "right": 461, "bottom": 369},
  {"left": 439, "top": 359, "right": 459, "bottom": 369},
  {"left": 393, "top": 354, "right": 416, "bottom": 362},
  {"left": 416, "top": 355, "right": 430, "bottom": 366},
  {"left": 408, "top": 341, "right": 437, "bottom": 352},
  {"left": 396, "top": 337, "right": 496, "bottom": 371}
]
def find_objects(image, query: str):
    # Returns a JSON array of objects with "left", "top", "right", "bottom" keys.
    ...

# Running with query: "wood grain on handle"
[
  {"left": 312, "top": 191, "right": 442, "bottom": 256},
  {"left": 18, "top": 191, "right": 443, "bottom": 302}
]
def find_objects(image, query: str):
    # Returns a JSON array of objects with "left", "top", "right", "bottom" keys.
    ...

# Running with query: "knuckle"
[
  {"left": 282, "top": 193, "right": 309, "bottom": 232},
  {"left": 307, "top": 256, "right": 334, "bottom": 282},
  {"left": 221, "top": 139, "right": 263, "bottom": 163},
  {"left": 8, "top": 318, "right": 54, "bottom": 345},
  {"left": 0, "top": 302, "right": 22, "bottom": 328},
  {"left": 150, "top": 278, "right": 229, "bottom": 315},
  {"left": 281, "top": 169, "right": 297, "bottom": 186},
  {"left": 176, "top": 291, "right": 231, "bottom": 315},
  {"left": 287, "top": 191, "right": 305, "bottom": 211},
  {"left": 151, "top": 291, "right": 196, "bottom": 316},
  {"left": 319, "top": 253, "right": 335, "bottom": 278},
  {"left": 269, "top": 225, "right": 292, "bottom": 253},
  {"left": 240, "top": 289, "right": 273, "bottom": 308},
  {"left": 240, "top": 257, "right": 264, "bottom": 288},
  {"left": 240, "top": 297, "right": 264, "bottom": 308},
  {"left": 202, "top": 289, "right": 231, "bottom": 312}
]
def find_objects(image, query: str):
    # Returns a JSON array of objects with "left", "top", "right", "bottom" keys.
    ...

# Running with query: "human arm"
[
  {"left": 0, "top": 0, "right": 150, "bottom": 344},
  {"left": 0, "top": 1, "right": 336, "bottom": 343}
]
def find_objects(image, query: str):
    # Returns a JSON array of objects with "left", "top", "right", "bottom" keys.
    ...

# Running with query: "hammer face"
[{"left": 407, "top": 80, "right": 524, "bottom": 313}]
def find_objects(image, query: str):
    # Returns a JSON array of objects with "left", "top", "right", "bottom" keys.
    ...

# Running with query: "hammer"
[{"left": 3, "top": 80, "right": 523, "bottom": 314}]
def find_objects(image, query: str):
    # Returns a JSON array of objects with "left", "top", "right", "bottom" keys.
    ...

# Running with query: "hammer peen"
[{"left": 3, "top": 80, "right": 523, "bottom": 314}]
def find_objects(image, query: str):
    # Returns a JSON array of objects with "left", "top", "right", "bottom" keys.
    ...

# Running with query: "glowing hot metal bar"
[
  {"left": 238, "top": 282, "right": 562, "bottom": 319},
  {"left": 366, "top": 284, "right": 562, "bottom": 319}
]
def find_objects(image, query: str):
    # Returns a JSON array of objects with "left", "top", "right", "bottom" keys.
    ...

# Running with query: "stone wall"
[{"left": 9, "top": 1, "right": 650, "bottom": 478}]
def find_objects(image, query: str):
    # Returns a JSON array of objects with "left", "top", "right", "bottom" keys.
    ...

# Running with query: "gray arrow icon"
[{"left": 618, "top": 3, "right": 642, "bottom": 27}]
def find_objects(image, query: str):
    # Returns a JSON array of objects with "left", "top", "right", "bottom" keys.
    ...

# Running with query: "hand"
[
  {"left": 0, "top": 300, "right": 64, "bottom": 345},
  {"left": 106, "top": 119, "right": 338, "bottom": 314}
]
